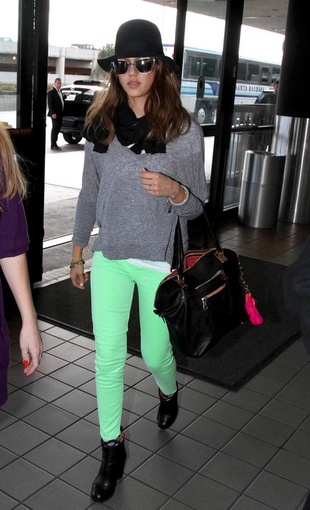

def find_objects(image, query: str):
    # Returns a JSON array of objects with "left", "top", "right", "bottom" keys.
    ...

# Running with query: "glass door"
[
  {"left": 223, "top": 0, "right": 287, "bottom": 209},
  {"left": 182, "top": 1, "right": 227, "bottom": 202},
  {"left": 0, "top": 0, "right": 18, "bottom": 128}
]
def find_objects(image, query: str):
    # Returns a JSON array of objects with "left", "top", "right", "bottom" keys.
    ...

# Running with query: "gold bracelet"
[
  {"left": 69, "top": 259, "right": 85, "bottom": 268},
  {"left": 168, "top": 185, "right": 189, "bottom": 206}
]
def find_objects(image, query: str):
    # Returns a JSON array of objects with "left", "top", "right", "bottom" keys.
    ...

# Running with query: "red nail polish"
[{"left": 23, "top": 360, "right": 29, "bottom": 367}]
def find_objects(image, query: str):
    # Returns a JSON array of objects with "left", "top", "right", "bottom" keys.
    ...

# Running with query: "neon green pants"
[{"left": 90, "top": 251, "right": 177, "bottom": 441}]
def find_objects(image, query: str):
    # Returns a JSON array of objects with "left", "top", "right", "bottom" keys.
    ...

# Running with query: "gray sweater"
[{"left": 73, "top": 120, "right": 208, "bottom": 265}]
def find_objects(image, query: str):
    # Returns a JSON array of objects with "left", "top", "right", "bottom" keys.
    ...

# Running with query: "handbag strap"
[
  {"left": 200, "top": 204, "right": 222, "bottom": 252},
  {"left": 172, "top": 201, "right": 223, "bottom": 276},
  {"left": 171, "top": 216, "right": 184, "bottom": 273}
]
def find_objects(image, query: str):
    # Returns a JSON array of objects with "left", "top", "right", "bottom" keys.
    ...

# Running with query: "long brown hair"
[
  {"left": 85, "top": 59, "right": 191, "bottom": 145},
  {"left": 0, "top": 124, "right": 27, "bottom": 211}
]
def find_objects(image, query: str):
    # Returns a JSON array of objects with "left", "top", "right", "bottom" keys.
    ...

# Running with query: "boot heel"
[
  {"left": 115, "top": 455, "right": 126, "bottom": 479},
  {"left": 116, "top": 465, "right": 125, "bottom": 480}
]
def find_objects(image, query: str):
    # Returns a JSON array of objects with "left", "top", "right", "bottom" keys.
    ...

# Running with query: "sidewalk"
[{"left": 40, "top": 138, "right": 90, "bottom": 285}]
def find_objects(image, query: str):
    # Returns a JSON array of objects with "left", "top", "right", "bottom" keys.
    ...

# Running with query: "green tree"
[{"left": 92, "top": 43, "right": 115, "bottom": 79}]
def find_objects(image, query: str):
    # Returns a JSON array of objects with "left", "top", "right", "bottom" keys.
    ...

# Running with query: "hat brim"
[{"left": 98, "top": 54, "right": 179, "bottom": 74}]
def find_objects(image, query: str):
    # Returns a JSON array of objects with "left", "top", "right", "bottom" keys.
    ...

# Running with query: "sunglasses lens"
[
  {"left": 113, "top": 60, "right": 128, "bottom": 74},
  {"left": 135, "top": 58, "right": 155, "bottom": 73},
  {"left": 113, "top": 58, "right": 156, "bottom": 75}
]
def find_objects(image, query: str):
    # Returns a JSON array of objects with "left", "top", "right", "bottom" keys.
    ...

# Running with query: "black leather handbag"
[{"left": 154, "top": 208, "right": 250, "bottom": 357}]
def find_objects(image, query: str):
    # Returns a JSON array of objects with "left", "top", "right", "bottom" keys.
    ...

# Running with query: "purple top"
[{"left": 0, "top": 190, "right": 29, "bottom": 406}]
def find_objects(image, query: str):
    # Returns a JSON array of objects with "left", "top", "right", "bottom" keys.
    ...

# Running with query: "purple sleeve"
[{"left": 0, "top": 193, "right": 29, "bottom": 258}]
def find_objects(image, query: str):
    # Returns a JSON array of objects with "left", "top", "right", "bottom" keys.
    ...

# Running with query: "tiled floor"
[{"left": 1, "top": 219, "right": 310, "bottom": 510}]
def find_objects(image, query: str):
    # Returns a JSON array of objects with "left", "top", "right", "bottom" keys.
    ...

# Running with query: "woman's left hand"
[{"left": 139, "top": 167, "right": 182, "bottom": 199}]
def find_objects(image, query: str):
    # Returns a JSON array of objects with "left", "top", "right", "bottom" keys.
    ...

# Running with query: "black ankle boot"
[
  {"left": 157, "top": 385, "right": 178, "bottom": 429},
  {"left": 91, "top": 434, "right": 126, "bottom": 502}
]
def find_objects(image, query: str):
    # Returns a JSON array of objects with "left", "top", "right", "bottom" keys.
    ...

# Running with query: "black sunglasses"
[{"left": 111, "top": 57, "right": 157, "bottom": 75}]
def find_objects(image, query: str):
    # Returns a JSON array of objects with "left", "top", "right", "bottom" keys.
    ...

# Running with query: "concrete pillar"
[{"left": 55, "top": 48, "right": 65, "bottom": 82}]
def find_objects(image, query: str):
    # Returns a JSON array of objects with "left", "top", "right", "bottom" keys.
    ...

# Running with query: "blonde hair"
[
  {"left": 85, "top": 60, "right": 191, "bottom": 145},
  {"left": 0, "top": 124, "right": 27, "bottom": 211}
]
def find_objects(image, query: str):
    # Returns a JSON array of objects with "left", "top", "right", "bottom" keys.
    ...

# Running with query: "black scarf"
[{"left": 83, "top": 102, "right": 166, "bottom": 154}]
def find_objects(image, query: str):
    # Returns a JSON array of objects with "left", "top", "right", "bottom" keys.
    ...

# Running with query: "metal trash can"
[
  {"left": 278, "top": 118, "right": 310, "bottom": 224},
  {"left": 238, "top": 150, "right": 285, "bottom": 228}
]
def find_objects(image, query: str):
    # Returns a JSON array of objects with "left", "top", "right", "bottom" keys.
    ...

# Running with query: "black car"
[{"left": 60, "top": 80, "right": 104, "bottom": 144}]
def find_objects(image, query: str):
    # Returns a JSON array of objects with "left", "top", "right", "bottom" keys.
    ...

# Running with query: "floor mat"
[{"left": 33, "top": 256, "right": 300, "bottom": 387}]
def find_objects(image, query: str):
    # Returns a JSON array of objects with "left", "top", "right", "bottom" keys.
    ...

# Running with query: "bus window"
[
  {"left": 202, "top": 57, "right": 217, "bottom": 78},
  {"left": 247, "top": 63, "right": 260, "bottom": 82},
  {"left": 237, "top": 62, "right": 246, "bottom": 81},
  {"left": 187, "top": 55, "right": 201, "bottom": 78},
  {"left": 272, "top": 67, "right": 281, "bottom": 82},
  {"left": 261, "top": 66, "right": 270, "bottom": 83}
]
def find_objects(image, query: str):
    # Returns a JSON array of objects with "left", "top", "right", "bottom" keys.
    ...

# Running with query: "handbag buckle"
[
  {"left": 215, "top": 250, "right": 228, "bottom": 263},
  {"left": 176, "top": 275, "right": 186, "bottom": 287}
]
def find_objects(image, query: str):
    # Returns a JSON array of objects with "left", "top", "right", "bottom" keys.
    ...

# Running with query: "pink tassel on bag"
[{"left": 245, "top": 292, "right": 263, "bottom": 325}]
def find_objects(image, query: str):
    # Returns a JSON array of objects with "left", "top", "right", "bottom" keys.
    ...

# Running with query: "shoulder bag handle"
[{"left": 172, "top": 200, "right": 223, "bottom": 276}]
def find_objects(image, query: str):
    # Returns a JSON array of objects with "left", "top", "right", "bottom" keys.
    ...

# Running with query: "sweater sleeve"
[
  {"left": 72, "top": 141, "right": 100, "bottom": 248},
  {"left": 0, "top": 193, "right": 29, "bottom": 258},
  {"left": 168, "top": 120, "right": 208, "bottom": 220}
]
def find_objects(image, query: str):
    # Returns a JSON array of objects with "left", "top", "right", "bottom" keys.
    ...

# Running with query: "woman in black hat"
[{"left": 70, "top": 19, "right": 207, "bottom": 503}]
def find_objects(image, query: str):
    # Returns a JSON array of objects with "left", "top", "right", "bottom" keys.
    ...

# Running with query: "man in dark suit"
[
  {"left": 47, "top": 77, "right": 64, "bottom": 150},
  {"left": 255, "top": 80, "right": 279, "bottom": 105}
]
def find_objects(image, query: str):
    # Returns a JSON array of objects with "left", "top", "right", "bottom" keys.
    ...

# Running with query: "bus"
[{"left": 163, "top": 45, "right": 281, "bottom": 124}]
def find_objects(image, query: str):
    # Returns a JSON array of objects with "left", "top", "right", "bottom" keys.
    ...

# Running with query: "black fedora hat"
[{"left": 97, "top": 19, "right": 178, "bottom": 73}]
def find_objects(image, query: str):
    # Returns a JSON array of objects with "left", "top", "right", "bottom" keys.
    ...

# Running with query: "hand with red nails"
[
  {"left": 1, "top": 254, "right": 43, "bottom": 376},
  {"left": 18, "top": 310, "right": 43, "bottom": 375},
  {"left": 0, "top": 125, "right": 43, "bottom": 408}
]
